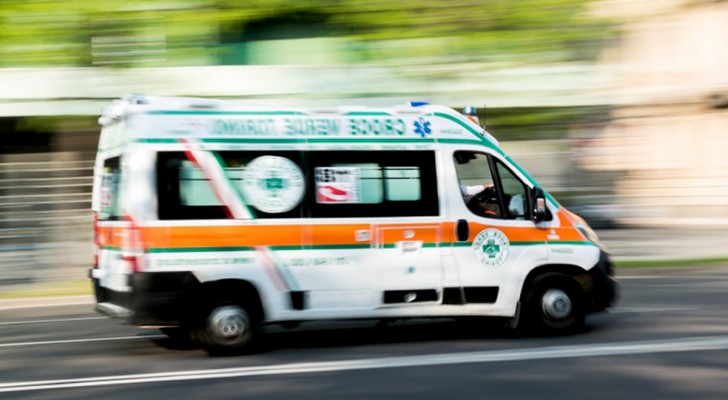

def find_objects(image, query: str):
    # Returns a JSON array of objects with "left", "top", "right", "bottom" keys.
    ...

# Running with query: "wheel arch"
[
  {"left": 519, "top": 264, "right": 592, "bottom": 303},
  {"left": 195, "top": 279, "right": 266, "bottom": 323}
]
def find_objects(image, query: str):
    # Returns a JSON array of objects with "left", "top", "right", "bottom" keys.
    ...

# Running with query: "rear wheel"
[
  {"left": 523, "top": 273, "right": 586, "bottom": 334},
  {"left": 193, "top": 303, "right": 259, "bottom": 355}
]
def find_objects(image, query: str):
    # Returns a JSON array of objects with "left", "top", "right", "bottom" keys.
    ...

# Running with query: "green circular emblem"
[
  {"left": 241, "top": 156, "right": 305, "bottom": 213},
  {"left": 472, "top": 228, "right": 510, "bottom": 267}
]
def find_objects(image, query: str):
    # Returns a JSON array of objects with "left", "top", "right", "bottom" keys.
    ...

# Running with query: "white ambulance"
[{"left": 91, "top": 95, "right": 617, "bottom": 354}]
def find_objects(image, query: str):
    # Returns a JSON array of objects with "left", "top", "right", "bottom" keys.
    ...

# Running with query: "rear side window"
[
  {"left": 308, "top": 151, "right": 438, "bottom": 218},
  {"left": 178, "top": 160, "right": 221, "bottom": 206},
  {"left": 157, "top": 150, "right": 438, "bottom": 220},
  {"left": 98, "top": 157, "right": 122, "bottom": 221},
  {"left": 157, "top": 151, "right": 305, "bottom": 220},
  {"left": 313, "top": 164, "right": 421, "bottom": 204}
]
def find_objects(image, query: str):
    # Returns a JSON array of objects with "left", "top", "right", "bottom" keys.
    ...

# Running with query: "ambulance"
[{"left": 90, "top": 95, "right": 617, "bottom": 354}]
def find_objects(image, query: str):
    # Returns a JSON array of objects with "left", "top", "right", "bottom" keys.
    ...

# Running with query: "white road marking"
[
  {"left": 618, "top": 276, "right": 660, "bottom": 279},
  {"left": 3, "top": 335, "right": 728, "bottom": 393},
  {"left": 0, "top": 295, "right": 93, "bottom": 311},
  {"left": 619, "top": 275, "right": 728, "bottom": 280},
  {"left": 608, "top": 307, "right": 695, "bottom": 314},
  {"left": 0, "top": 335, "right": 166, "bottom": 349},
  {"left": 0, "top": 316, "right": 107, "bottom": 326}
]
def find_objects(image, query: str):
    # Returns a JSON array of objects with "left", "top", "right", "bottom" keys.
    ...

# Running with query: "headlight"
[{"left": 576, "top": 223, "right": 602, "bottom": 246}]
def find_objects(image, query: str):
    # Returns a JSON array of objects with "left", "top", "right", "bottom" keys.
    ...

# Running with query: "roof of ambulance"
[
  {"left": 118, "top": 96, "right": 460, "bottom": 115},
  {"left": 99, "top": 95, "right": 500, "bottom": 147}
]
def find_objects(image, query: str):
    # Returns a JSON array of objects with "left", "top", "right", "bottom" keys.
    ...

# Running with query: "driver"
[
  {"left": 461, "top": 182, "right": 499, "bottom": 217},
  {"left": 460, "top": 182, "right": 494, "bottom": 202}
]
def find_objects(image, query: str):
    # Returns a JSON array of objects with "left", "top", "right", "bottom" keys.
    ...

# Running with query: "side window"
[
  {"left": 454, "top": 151, "right": 501, "bottom": 218},
  {"left": 454, "top": 151, "right": 530, "bottom": 220},
  {"left": 178, "top": 160, "right": 221, "bottom": 206},
  {"left": 309, "top": 151, "right": 438, "bottom": 218},
  {"left": 157, "top": 151, "right": 305, "bottom": 220},
  {"left": 98, "top": 157, "right": 122, "bottom": 221},
  {"left": 495, "top": 161, "right": 528, "bottom": 220}
]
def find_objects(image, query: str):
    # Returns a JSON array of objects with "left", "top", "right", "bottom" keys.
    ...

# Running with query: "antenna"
[{"left": 482, "top": 103, "right": 486, "bottom": 129}]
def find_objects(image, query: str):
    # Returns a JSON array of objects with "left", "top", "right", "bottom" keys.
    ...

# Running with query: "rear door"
[{"left": 95, "top": 156, "right": 131, "bottom": 293}]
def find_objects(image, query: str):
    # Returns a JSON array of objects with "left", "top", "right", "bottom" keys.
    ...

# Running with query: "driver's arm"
[{"left": 460, "top": 183, "right": 494, "bottom": 196}]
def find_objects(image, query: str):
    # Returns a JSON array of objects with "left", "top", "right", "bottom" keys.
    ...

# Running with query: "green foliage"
[
  {"left": 0, "top": 0, "right": 613, "bottom": 67},
  {"left": 0, "top": 280, "right": 91, "bottom": 299},
  {"left": 614, "top": 258, "right": 728, "bottom": 269},
  {"left": 15, "top": 116, "right": 96, "bottom": 133},
  {"left": 478, "top": 105, "right": 610, "bottom": 141}
]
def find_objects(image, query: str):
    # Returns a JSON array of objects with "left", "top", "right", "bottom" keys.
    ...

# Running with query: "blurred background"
[{"left": 1, "top": 0, "right": 727, "bottom": 291}]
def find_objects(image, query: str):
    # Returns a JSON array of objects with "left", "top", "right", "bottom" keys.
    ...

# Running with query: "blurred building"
[
  {"left": 5, "top": 0, "right": 727, "bottom": 287},
  {"left": 583, "top": 0, "right": 728, "bottom": 225},
  {"left": 0, "top": 1, "right": 612, "bottom": 286}
]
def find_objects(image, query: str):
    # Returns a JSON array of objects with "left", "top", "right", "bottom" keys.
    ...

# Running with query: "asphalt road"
[{"left": 3, "top": 266, "right": 728, "bottom": 399}]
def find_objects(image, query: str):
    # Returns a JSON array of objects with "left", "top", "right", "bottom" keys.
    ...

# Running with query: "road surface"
[{"left": 2, "top": 266, "right": 728, "bottom": 399}]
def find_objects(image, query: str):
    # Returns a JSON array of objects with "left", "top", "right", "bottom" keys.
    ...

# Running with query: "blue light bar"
[{"left": 463, "top": 106, "right": 476, "bottom": 115}]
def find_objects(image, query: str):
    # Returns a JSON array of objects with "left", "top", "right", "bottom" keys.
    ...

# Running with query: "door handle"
[
  {"left": 456, "top": 219, "right": 469, "bottom": 242},
  {"left": 397, "top": 241, "right": 422, "bottom": 252}
]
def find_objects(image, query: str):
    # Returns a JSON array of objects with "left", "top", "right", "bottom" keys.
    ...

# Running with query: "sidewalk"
[
  {"left": 597, "top": 227, "right": 728, "bottom": 262},
  {"left": 0, "top": 295, "right": 94, "bottom": 311}
]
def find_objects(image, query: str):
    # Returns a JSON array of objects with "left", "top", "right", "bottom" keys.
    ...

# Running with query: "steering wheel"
[{"left": 468, "top": 187, "right": 499, "bottom": 216}]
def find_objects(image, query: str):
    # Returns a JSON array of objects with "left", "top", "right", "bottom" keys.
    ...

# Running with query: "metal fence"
[{"left": 0, "top": 157, "right": 93, "bottom": 288}]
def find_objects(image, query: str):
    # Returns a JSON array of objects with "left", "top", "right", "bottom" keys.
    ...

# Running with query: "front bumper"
[{"left": 589, "top": 250, "right": 619, "bottom": 312}]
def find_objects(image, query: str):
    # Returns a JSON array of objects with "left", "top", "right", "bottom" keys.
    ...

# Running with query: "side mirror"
[{"left": 532, "top": 187, "right": 547, "bottom": 223}]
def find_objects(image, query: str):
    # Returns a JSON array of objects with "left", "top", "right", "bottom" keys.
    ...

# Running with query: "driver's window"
[
  {"left": 496, "top": 161, "right": 528, "bottom": 220},
  {"left": 454, "top": 151, "right": 501, "bottom": 218}
]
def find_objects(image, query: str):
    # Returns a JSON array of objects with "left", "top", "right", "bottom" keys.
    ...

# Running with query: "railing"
[{"left": 0, "top": 158, "right": 93, "bottom": 288}]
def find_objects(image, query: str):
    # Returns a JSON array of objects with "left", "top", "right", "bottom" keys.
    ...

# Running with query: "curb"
[{"left": 0, "top": 295, "right": 94, "bottom": 311}]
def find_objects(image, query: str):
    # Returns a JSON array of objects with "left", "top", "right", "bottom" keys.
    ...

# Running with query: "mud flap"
[{"left": 507, "top": 301, "right": 522, "bottom": 330}]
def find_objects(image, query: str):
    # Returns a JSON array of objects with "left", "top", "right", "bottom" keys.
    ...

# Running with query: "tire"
[
  {"left": 192, "top": 302, "right": 260, "bottom": 355},
  {"left": 522, "top": 273, "right": 586, "bottom": 334}
]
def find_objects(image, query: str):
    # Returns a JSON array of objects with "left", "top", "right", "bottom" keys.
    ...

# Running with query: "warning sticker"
[{"left": 314, "top": 167, "right": 361, "bottom": 204}]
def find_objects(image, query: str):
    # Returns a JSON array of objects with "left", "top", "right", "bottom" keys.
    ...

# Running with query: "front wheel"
[{"left": 523, "top": 273, "right": 586, "bottom": 334}]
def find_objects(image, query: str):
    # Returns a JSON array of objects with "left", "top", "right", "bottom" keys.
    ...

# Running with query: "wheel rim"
[
  {"left": 208, "top": 305, "right": 249, "bottom": 341},
  {"left": 541, "top": 288, "right": 572, "bottom": 320}
]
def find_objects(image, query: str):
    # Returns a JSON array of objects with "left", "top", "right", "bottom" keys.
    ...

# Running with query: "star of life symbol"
[
  {"left": 472, "top": 228, "right": 510, "bottom": 267},
  {"left": 413, "top": 118, "right": 432, "bottom": 138}
]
